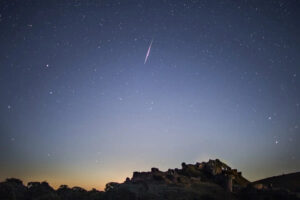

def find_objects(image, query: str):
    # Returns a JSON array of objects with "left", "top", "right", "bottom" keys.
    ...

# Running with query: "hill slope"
[{"left": 253, "top": 172, "right": 300, "bottom": 193}]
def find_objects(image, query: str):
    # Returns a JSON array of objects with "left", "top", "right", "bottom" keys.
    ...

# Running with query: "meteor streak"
[{"left": 144, "top": 39, "right": 153, "bottom": 64}]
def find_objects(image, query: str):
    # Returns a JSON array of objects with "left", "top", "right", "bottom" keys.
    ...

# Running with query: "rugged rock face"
[
  {"left": 105, "top": 159, "right": 299, "bottom": 200},
  {"left": 103, "top": 159, "right": 249, "bottom": 199},
  {"left": 128, "top": 159, "right": 248, "bottom": 192}
]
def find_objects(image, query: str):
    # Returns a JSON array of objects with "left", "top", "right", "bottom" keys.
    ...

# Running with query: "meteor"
[{"left": 144, "top": 39, "right": 153, "bottom": 64}]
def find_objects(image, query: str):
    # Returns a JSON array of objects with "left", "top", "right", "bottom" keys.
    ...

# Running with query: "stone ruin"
[{"left": 127, "top": 159, "right": 249, "bottom": 192}]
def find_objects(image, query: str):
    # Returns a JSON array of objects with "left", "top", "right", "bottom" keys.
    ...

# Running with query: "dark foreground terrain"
[
  {"left": 253, "top": 172, "right": 300, "bottom": 194},
  {"left": 1, "top": 159, "right": 299, "bottom": 200}
]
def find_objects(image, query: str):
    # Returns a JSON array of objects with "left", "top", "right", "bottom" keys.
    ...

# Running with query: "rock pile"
[{"left": 128, "top": 159, "right": 249, "bottom": 192}]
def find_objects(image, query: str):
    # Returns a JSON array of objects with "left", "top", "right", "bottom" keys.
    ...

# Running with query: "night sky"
[{"left": 1, "top": 0, "right": 300, "bottom": 190}]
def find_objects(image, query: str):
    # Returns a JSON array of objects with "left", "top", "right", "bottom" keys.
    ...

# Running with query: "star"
[
  {"left": 275, "top": 140, "right": 279, "bottom": 144},
  {"left": 7, "top": 105, "right": 11, "bottom": 109}
]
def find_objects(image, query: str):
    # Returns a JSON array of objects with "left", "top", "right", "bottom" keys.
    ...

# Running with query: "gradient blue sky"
[{"left": 0, "top": 0, "right": 300, "bottom": 190}]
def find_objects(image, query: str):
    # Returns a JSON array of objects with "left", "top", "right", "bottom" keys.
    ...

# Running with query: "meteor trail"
[{"left": 144, "top": 39, "right": 153, "bottom": 64}]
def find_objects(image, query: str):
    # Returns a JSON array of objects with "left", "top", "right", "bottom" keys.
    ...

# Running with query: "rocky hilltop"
[
  {"left": 126, "top": 159, "right": 248, "bottom": 192},
  {"left": 104, "top": 159, "right": 299, "bottom": 200},
  {"left": 1, "top": 159, "right": 299, "bottom": 200},
  {"left": 104, "top": 159, "right": 248, "bottom": 200}
]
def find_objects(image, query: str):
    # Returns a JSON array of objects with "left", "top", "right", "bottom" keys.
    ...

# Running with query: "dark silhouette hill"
[
  {"left": 253, "top": 172, "right": 300, "bottom": 193},
  {"left": 1, "top": 159, "right": 299, "bottom": 200}
]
